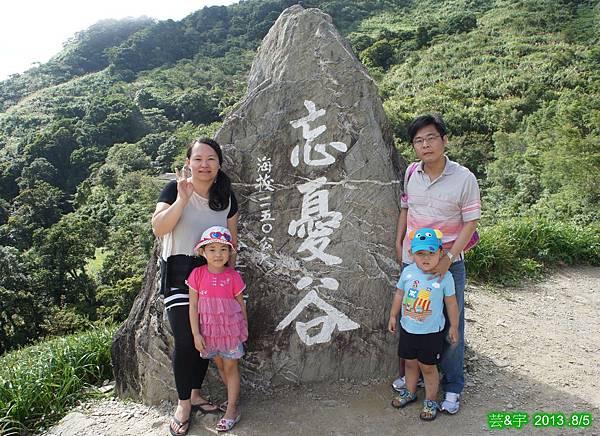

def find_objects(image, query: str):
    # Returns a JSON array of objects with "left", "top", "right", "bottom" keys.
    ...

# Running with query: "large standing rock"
[
  {"left": 111, "top": 243, "right": 177, "bottom": 402},
  {"left": 112, "top": 5, "right": 405, "bottom": 403},
  {"left": 217, "top": 4, "right": 404, "bottom": 386}
]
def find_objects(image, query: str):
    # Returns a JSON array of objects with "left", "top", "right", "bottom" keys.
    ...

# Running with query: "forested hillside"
[{"left": 1, "top": 0, "right": 598, "bottom": 354}]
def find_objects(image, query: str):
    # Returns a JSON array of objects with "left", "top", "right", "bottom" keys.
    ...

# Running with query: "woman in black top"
[{"left": 152, "top": 138, "right": 238, "bottom": 436}]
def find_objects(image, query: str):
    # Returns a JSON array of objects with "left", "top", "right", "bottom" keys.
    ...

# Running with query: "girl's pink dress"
[{"left": 186, "top": 265, "right": 248, "bottom": 355}]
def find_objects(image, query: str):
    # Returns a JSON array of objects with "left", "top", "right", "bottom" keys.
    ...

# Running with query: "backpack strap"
[
  {"left": 401, "top": 162, "right": 419, "bottom": 203},
  {"left": 407, "top": 162, "right": 419, "bottom": 180}
]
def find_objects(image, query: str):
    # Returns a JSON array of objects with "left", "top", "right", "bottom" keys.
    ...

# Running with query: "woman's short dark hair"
[
  {"left": 407, "top": 114, "right": 448, "bottom": 143},
  {"left": 187, "top": 137, "right": 232, "bottom": 212}
]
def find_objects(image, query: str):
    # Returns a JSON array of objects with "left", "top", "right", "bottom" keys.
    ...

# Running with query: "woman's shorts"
[
  {"left": 201, "top": 342, "right": 245, "bottom": 360},
  {"left": 397, "top": 326, "right": 444, "bottom": 365}
]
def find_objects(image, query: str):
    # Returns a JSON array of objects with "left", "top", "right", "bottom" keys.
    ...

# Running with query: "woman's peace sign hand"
[{"left": 175, "top": 167, "right": 194, "bottom": 203}]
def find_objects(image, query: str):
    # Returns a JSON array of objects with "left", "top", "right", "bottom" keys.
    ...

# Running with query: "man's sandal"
[
  {"left": 169, "top": 415, "right": 191, "bottom": 436},
  {"left": 391, "top": 389, "right": 417, "bottom": 408},
  {"left": 191, "top": 400, "right": 219, "bottom": 414},
  {"left": 216, "top": 414, "right": 241, "bottom": 432},
  {"left": 420, "top": 400, "right": 439, "bottom": 421}
]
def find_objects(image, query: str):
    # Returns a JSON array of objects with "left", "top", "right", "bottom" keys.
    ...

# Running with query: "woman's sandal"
[
  {"left": 216, "top": 414, "right": 241, "bottom": 432},
  {"left": 191, "top": 400, "right": 219, "bottom": 414},
  {"left": 419, "top": 399, "right": 439, "bottom": 421},
  {"left": 169, "top": 415, "right": 191, "bottom": 436},
  {"left": 391, "top": 389, "right": 418, "bottom": 408}
]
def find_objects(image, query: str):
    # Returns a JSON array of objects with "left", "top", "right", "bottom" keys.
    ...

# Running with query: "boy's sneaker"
[
  {"left": 440, "top": 392, "right": 460, "bottom": 414},
  {"left": 392, "top": 376, "right": 406, "bottom": 391},
  {"left": 391, "top": 376, "right": 425, "bottom": 392}
]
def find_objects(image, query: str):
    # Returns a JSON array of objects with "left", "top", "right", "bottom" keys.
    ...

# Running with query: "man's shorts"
[{"left": 397, "top": 326, "right": 444, "bottom": 365}]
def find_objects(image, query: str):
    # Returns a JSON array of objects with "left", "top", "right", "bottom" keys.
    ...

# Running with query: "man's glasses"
[
  {"left": 210, "top": 231, "right": 232, "bottom": 241},
  {"left": 413, "top": 134, "right": 441, "bottom": 147}
]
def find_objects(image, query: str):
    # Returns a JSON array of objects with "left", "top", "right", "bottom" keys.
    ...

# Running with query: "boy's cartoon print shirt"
[{"left": 396, "top": 263, "right": 455, "bottom": 334}]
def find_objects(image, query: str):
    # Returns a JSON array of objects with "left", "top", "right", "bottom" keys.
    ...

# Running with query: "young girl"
[
  {"left": 187, "top": 225, "right": 248, "bottom": 432},
  {"left": 388, "top": 228, "right": 459, "bottom": 421}
]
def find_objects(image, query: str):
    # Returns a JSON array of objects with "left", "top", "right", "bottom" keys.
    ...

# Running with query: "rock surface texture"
[
  {"left": 112, "top": 5, "right": 404, "bottom": 404},
  {"left": 112, "top": 244, "right": 177, "bottom": 402}
]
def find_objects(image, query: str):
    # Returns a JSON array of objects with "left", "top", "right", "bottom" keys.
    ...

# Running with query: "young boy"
[{"left": 388, "top": 228, "right": 459, "bottom": 421}]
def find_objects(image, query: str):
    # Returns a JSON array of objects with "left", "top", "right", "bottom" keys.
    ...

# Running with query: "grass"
[
  {"left": 0, "top": 326, "right": 115, "bottom": 435},
  {"left": 467, "top": 217, "right": 600, "bottom": 284}
]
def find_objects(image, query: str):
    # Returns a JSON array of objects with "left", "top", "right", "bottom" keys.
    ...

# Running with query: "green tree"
[
  {"left": 105, "top": 142, "right": 152, "bottom": 172},
  {"left": 0, "top": 197, "right": 9, "bottom": 226},
  {"left": 26, "top": 119, "right": 79, "bottom": 185},
  {"left": 31, "top": 214, "right": 107, "bottom": 316},
  {"left": 0, "top": 246, "right": 38, "bottom": 353},
  {"left": 136, "top": 131, "right": 170, "bottom": 159},
  {"left": 485, "top": 131, "right": 543, "bottom": 219},
  {"left": 348, "top": 33, "right": 374, "bottom": 52},
  {"left": 83, "top": 95, "right": 148, "bottom": 147},
  {"left": 169, "top": 90, "right": 219, "bottom": 124},
  {"left": 17, "top": 157, "right": 59, "bottom": 190},
  {"left": 96, "top": 275, "right": 143, "bottom": 322},
  {"left": 360, "top": 39, "right": 395, "bottom": 70},
  {"left": 154, "top": 137, "right": 181, "bottom": 173},
  {"left": 415, "top": 26, "right": 430, "bottom": 48},
  {"left": 445, "top": 12, "right": 477, "bottom": 34},
  {"left": 0, "top": 181, "right": 65, "bottom": 249},
  {"left": 0, "top": 159, "right": 23, "bottom": 201},
  {"left": 98, "top": 173, "right": 159, "bottom": 285}
]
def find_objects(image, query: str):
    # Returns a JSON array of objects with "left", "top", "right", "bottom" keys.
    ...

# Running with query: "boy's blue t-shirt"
[{"left": 396, "top": 263, "right": 455, "bottom": 334}]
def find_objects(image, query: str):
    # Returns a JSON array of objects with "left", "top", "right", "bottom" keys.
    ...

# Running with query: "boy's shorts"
[
  {"left": 201, "top": 342, "right": 245, "bottom": 360},
  {"left": 398, "top": 326, "right": 444, "bottom": 365}
]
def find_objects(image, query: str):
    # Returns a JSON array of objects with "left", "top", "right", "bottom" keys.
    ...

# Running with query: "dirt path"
[{"left": 46, "top": 267, "right": 600, "bottom": 435}]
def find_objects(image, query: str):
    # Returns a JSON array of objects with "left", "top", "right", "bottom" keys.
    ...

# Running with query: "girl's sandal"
[
  {"left": 419, "top": 400, "right": 439, "bottom": 421},
  {"left": 216, "top": 414, "right": 241, "bottom": 432},
  {"left": 391, "top": 389, "right": 417, "bottom": 409}
]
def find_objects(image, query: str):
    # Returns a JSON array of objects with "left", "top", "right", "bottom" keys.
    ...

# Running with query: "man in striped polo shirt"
[{"left": 394, "top": 114, "right": 481, "bottom": 414}]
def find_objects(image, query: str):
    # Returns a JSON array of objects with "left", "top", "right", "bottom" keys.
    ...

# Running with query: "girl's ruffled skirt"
[{"left": 198, "top": 297, "right": 248, "bottom": 353}]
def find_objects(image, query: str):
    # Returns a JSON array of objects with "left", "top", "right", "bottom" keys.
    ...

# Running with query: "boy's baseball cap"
[
  {"left": 410, "top": 227, "right": 443, "bottom": 253},
  {"left": 194, "top": 225, "right": 234, "bottom": 252}
]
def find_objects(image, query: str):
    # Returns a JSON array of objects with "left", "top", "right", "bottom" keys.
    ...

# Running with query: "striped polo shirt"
[{"left": 401, "top": 156, "right": 481, "bottom": 264}]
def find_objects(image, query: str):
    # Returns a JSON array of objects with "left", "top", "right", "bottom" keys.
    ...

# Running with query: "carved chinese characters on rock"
[
  {"left": 276, "top": 100, "right": 360, "bottom": 345},
  {"left": 254, "top": 156, "right": 275, "bottom": 265},
  {"left": 288, "top": 177, "right": 342, "bottom": 265},
  {"left": 290, "top": 100, "right": 348, "bottom": 167}
]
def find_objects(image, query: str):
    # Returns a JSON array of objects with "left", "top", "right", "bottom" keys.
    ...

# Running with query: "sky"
[{"left": 0, "top": 0, "right": 239, "bottom": 80}]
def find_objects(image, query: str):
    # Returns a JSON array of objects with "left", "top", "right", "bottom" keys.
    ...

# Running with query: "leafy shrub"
[
  {"left": 0, "top": 326, "right": 115, "bottom": 434},
  {"left": 445, "top": 12, "right": 477, "bottom": 34},
  {"left": 39, "top": 307, "right": 94, "bottom": 338},
  {"left": 467, "top": 218, "right": 600, "bottom": 284},
  {"left": 96, "top": 275, "right": 143, "bottom": 322},
  {"left": 360, "top": 39, "right": 395, "bottom": 69}
]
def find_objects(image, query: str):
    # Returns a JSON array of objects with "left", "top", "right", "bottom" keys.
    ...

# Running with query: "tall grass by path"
[
  {"left": 0, "top": 326, "right": 115, "bottom": 435},
  {"left": 467, "top": 218, "right": 600, "bottom": 284}
]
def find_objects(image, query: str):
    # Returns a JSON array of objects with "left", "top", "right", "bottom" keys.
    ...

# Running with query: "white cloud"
[{"left": 0, "top": 0, "right": 239, "bottom": 80}]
